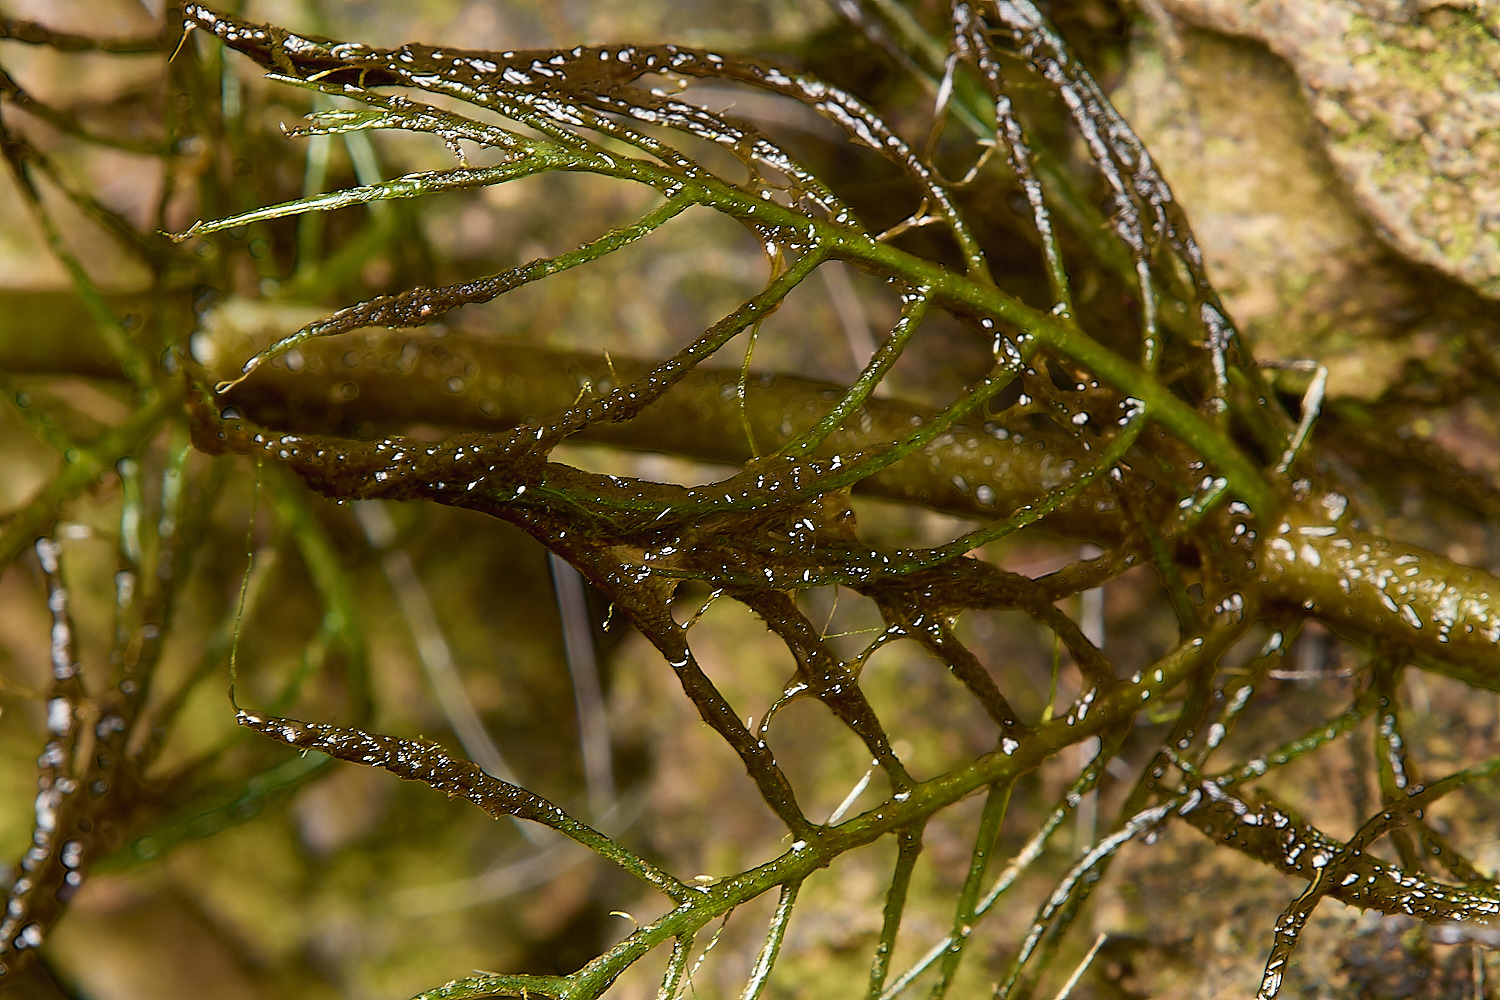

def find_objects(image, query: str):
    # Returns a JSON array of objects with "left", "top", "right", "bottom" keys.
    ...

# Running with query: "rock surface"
[
  {"left": 1111, "top": 9, "right": 1491, "bottom": 399},
  {"left": 1160, "top": 0, "right": 1500, "bottom": 299}
]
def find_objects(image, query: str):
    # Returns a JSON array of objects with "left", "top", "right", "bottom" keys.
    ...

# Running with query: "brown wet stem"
[
  {"left": 1181, "top": 781, "right": 1500, "bottom": 953},
  {"left": 218, "top": 335, "right": 1138, "bottom": 538},
  {"left": 234, "top": 708, "right": 694, "bottom": 901},
  {"left": 735, "top": 589, "right": 914, "bottom": 790},
  {"left": 890, "top": 611, "right": 1029, "bottom": 736},
  {"left": 602, "top": 587, "right": 814, "bottom": 836}
]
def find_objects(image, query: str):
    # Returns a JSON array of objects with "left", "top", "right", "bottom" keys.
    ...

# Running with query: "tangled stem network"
[{"left": 3, "top": 2, "right": 1500, "bottom": 998}]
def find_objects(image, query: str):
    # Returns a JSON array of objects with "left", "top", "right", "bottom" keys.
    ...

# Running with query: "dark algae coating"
[{"left": 3, "top": 2, "right": 1500, "bottom": 999}]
